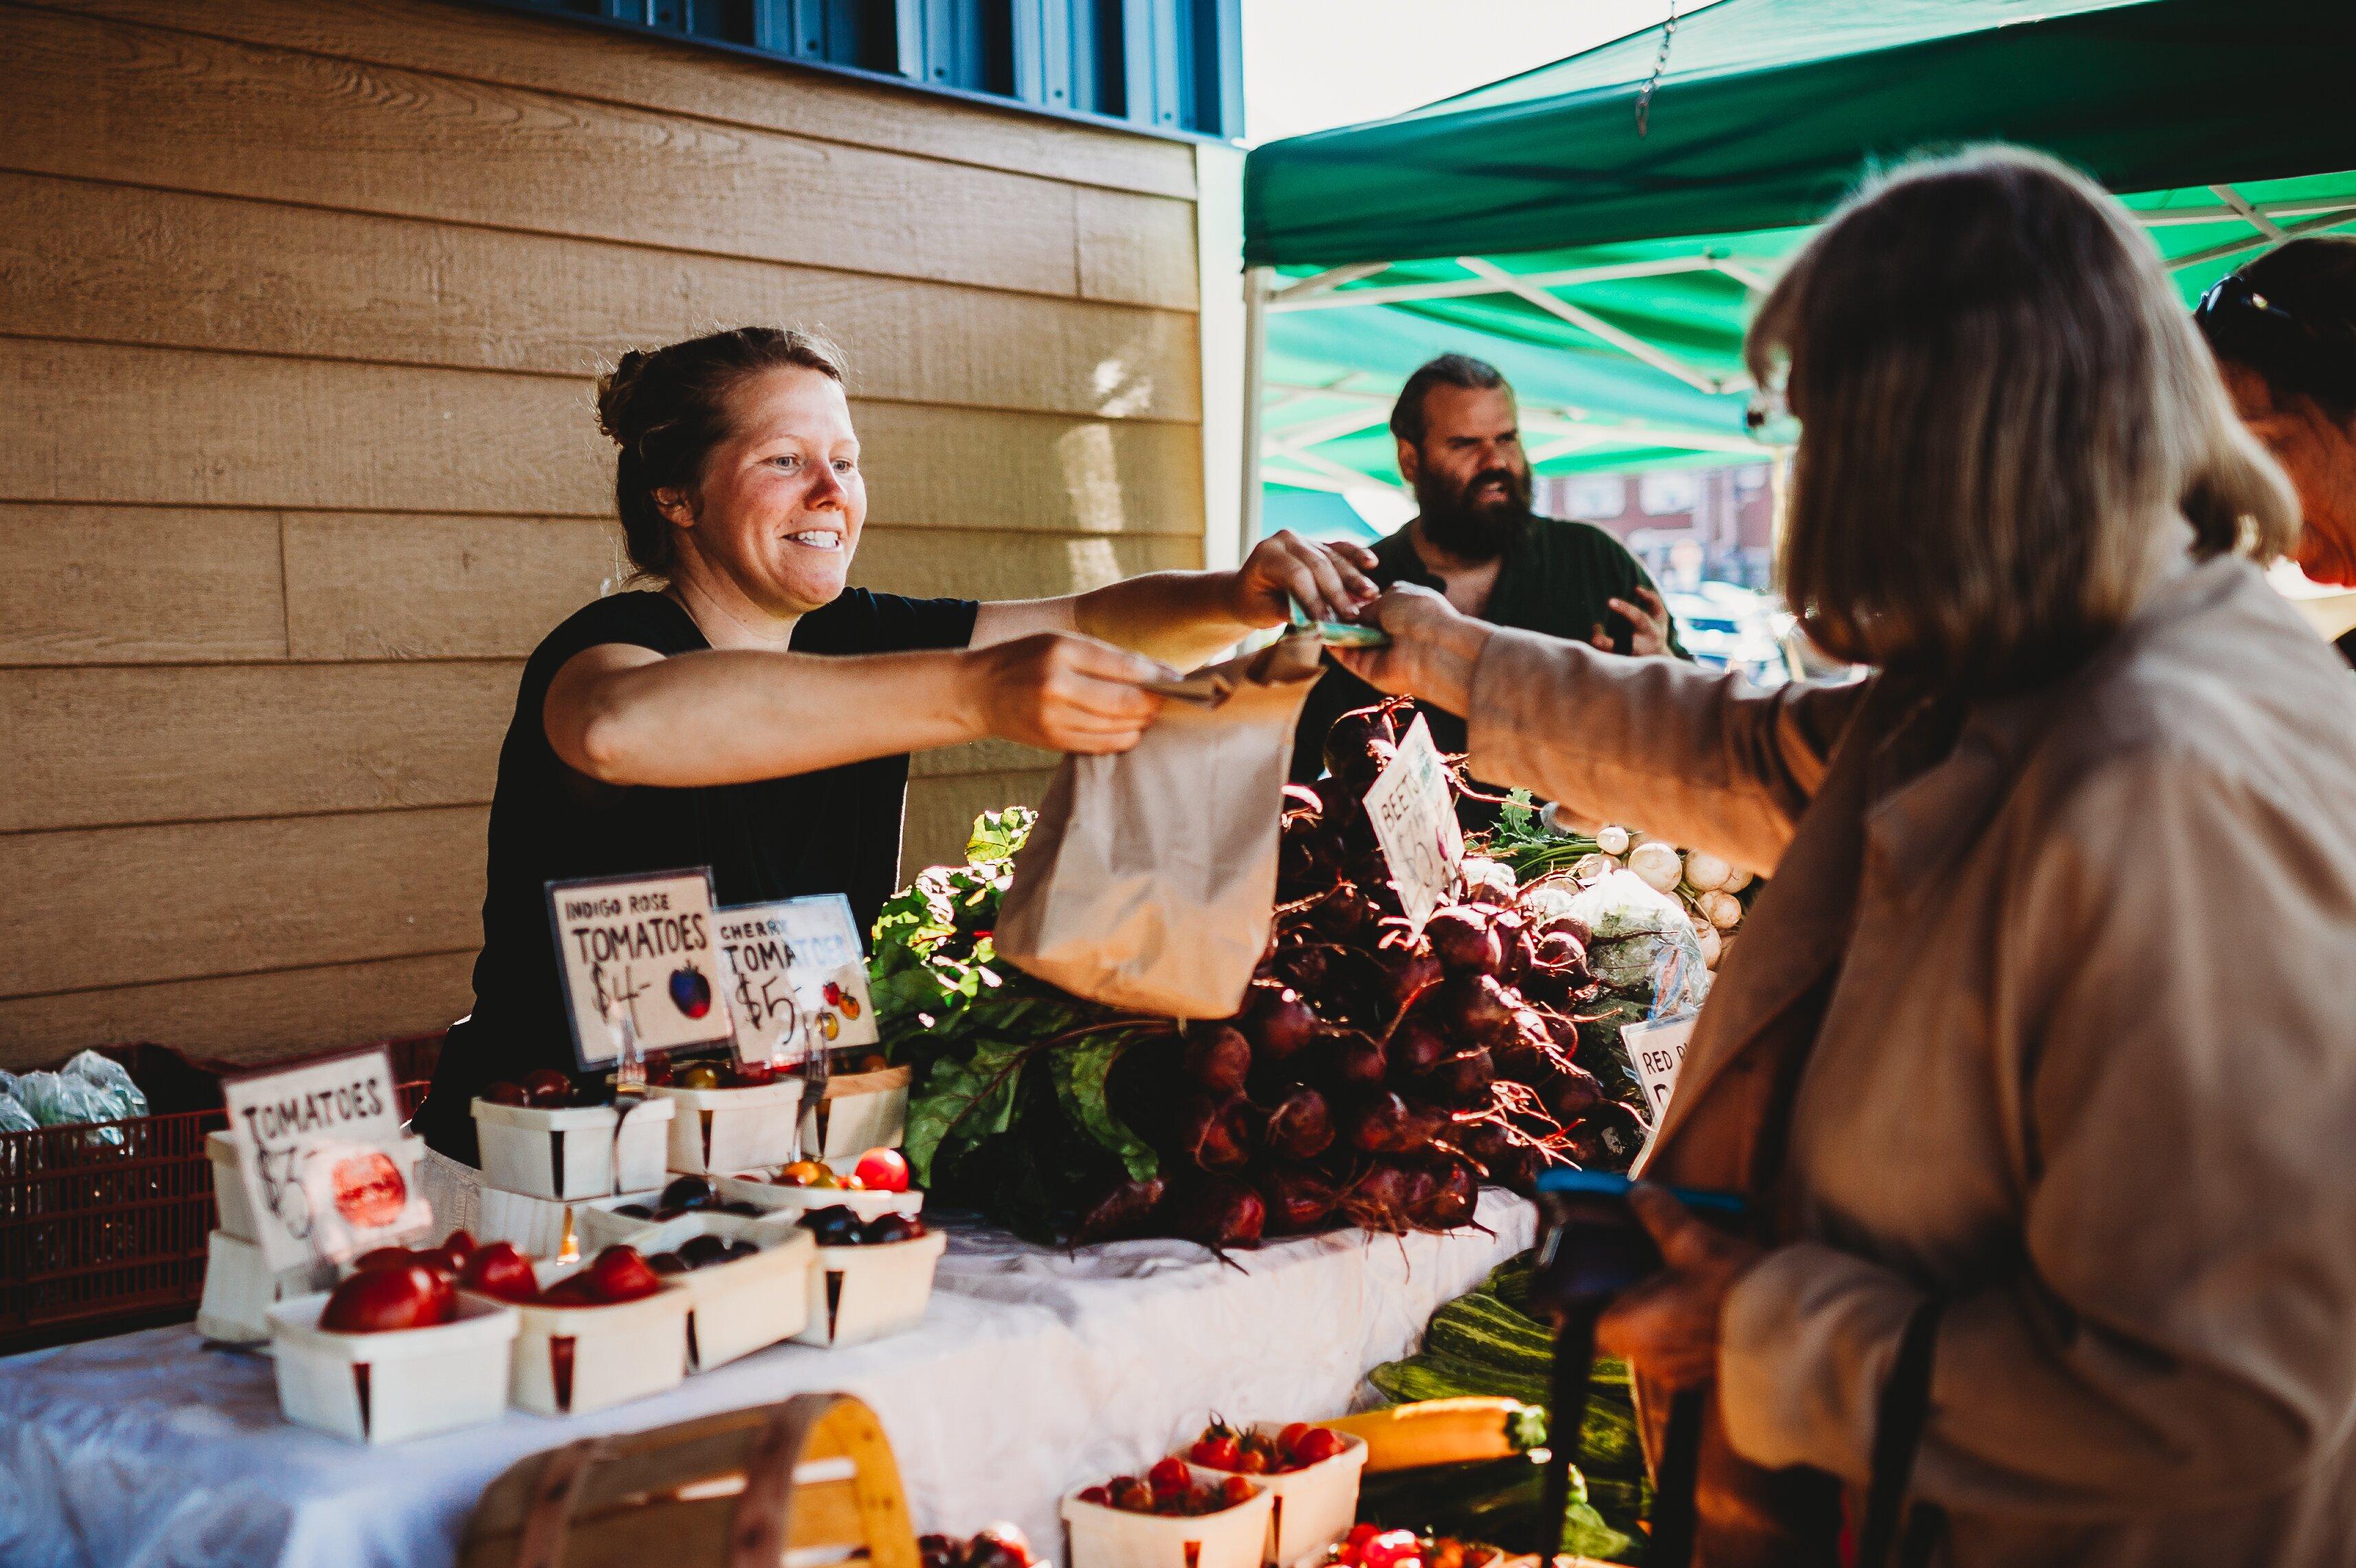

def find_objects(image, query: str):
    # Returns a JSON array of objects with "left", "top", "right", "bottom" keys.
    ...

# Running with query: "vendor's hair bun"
[
  {"left": 594, "top": 349, "right": 654, "bottom": 446},
  {"left": 591, "top": 328, "right": 846, "bottom": 579}
]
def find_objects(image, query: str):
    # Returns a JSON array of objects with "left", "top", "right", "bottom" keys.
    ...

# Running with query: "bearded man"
[{"left": 1289, "top": 354, "right": 1685, "bottom": 795}]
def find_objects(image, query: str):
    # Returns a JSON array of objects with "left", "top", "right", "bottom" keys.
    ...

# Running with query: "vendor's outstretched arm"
[
  {"left": 1338, "top": 585, "right": 1865, "bottom": 875},
  {"left": 547, "top": 633, "right": 1168, "bottom": 787},
  {"left": 974, "top": 530, "right": 1379, "bottom": 669}
]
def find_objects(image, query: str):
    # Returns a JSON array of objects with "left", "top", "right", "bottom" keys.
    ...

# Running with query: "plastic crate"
[{"left": 0, "top": 1076, "right": 431, "bottom": 1353}]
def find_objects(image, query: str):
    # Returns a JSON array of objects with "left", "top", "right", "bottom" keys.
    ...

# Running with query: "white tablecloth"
[{"left": 0, "top": 1195, "right": 1534, "bottom": 1568}]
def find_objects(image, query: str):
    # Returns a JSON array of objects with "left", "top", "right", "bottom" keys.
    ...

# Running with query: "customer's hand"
[
  {"left": 1332, "top": 585, "right": 1494, "bottom": 715},
  {"left": 967, "top": 632, "right": 1172, "bottom": 754},
  {"left": 1591, "top": 585, "right": 1673, "bottom": 656},
  {"left": 1230, "top": 530, "right": 1381, "bottom": 626},
  {"left": 1594, "top": 1184, "right": 1766, "bottom": 1392}
]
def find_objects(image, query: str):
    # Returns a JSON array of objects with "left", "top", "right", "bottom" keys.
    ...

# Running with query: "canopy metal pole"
[{"left": 1239, "top": 265, "right": 1272, "bottom": 558}]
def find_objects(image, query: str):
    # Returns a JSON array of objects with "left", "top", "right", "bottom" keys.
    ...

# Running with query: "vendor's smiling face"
[{"left": 665, "top": 364, "right": 866, "bottom": 613}]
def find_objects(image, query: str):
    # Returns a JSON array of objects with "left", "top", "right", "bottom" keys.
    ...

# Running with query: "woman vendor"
[{"left": 415, "top": 325, "right": 1375, "bottom": 1162}]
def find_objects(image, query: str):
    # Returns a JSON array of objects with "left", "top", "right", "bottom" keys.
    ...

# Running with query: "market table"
[{"left": 0, "top": 1194, "right": 1535, "bottom": 1568}]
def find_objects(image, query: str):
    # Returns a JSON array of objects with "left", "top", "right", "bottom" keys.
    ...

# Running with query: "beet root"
[
  {"left": 1343, "top": 1091, "right": 1448, "bottom": 1155},
  {"left": 1184, "top": 1025, "right": 1252, "bottom": 1098},
  {"left": 1241, "top": 984, "right": 1319, "bottom": 1067},
  {"left": 1410, "top": 1157, "right": 1481, "bottom": 1230},
  {"left": 1260, "top": 1164, "right": 1340, "bottom": 1233},
  {"left": 1425, "top": 907, "right": 1501, "bottom": 977},
  {"left": 1072, "top": 1177, "right": 1166, "bottom": 1244},
  {"left": 1430, "top": 973, "right": 1518, "bottom": 1047},
  {"left": 1175, "top": 1092, "right": 1254, "bottom": 1171},
  {"left": 1427, "top": 1047, "right": 1495, "bottom": 1107},
  {"left": 1388, "top": 1019, "right": 1448, "bottom": 1081},
  {"left": 1323, "top": 704, "right": 1401, "bottom": 783},
  {"left": 1264, "top": 1086, "right": 1335, "bottom": 1160},
  {"left": 1340, "top": 1163, "right": 1415, "bottom": 1233},
  {"left": 1170, "top": 1177, "right": 1267, "bottom": 1249},
  {"left": 1545, "top": 1064, "right": 1606, "bottom": 1124}
]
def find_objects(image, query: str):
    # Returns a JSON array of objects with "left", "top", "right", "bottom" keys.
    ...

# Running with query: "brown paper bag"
[{"left": 994, "top": 633, "right": 1325, "bottom": 1018}]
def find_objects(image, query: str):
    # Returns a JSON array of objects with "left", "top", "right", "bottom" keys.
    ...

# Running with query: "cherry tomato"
[
  {"left": 1233, "top": 1446, "right": 1268, "bottom": 1474},
  {"left": 853, "top": 1148, "right": 911, "bottom": 1193},
  {"left": 1078, "top": 1485, "right": 1111, "bottom": 1506},
  {"left": 1217, "top": 1476, "right": 1255, "bottom": 1509},
  {"left": 1362, "top": 1530, "right": 1423, "bottom": 1568},
  {"left": 1339, "top": 1523, "right": 1383, "bottom": 1565},
  {"left": 1289, "top": 1427, "right": 1349, "bottom": 1467},
  {"left": 1188, "top": 1434, "right": 1241, "bottom": 1470},
  {"left": 1147, "top": 1456, "right": 1191, "bottom": 1494},
  {"left": 1276, "top": 1422, "right": 1311, "bottom": 1457}
]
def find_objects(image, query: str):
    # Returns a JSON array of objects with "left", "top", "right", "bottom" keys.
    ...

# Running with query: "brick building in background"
[{"left": 1537, "top": 464, "right": 1777, "bottom": 591}]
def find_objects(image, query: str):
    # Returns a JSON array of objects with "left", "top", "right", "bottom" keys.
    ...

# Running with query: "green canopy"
[{"left": 1240, "top": 0, "right": 2356, "bottom": 508}]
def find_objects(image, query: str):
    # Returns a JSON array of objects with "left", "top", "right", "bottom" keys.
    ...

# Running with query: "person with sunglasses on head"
[{"left": 2195, "top": 237, "right": 2356, "bottom": 664}]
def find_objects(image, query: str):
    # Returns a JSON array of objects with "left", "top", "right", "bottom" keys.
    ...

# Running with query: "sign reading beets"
[
  {"left": 222, "top": 1046, "right": 425, "bottom": 1271},
  {"left": 714, "top": 893, "right": 880, "bottom": 1067},
  {"left": 545, "top": 867, "right": 737, "bottom": 1069},
  {"left": 1362, "top": 714, "right": 1465, "bottom": 937}
]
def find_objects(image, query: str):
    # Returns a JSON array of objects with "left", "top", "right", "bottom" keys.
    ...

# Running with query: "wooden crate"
[{"left": 459, "top": 1393, "right": 918, "bottom": 1568}]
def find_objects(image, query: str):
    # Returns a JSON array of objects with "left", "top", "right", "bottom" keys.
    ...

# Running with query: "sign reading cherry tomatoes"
[{"left": 713, "top": 893, "right": 880, "bottom": 1067}]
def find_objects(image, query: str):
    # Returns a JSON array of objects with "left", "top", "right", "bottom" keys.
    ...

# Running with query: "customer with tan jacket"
[{"left": 1339, "top": 147, "right": 2356, "bottom": 1567}]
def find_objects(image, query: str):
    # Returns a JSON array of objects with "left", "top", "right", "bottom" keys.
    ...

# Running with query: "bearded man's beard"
[{"left": 1415, "top": 462, "right": 1533, "bottom": 559}]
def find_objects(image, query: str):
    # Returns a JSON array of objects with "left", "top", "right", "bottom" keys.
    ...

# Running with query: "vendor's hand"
[
  {"left": 1594, "top": 1184, "right": 1766, "bottom": 1392},
  {"left": 1231, "top": 530, "right": 1379, "bottom": 627},
  {"left": 1331, "top": 585, "right": 1493, "bottom": 715},
  {"left": 1591, "top": 585, "right": 1672, "bottom": 657},
  {"left": 967, "top": 632, "right": 1172, "bottom": 754}
]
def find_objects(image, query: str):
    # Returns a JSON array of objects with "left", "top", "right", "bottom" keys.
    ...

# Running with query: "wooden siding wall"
[{"left": 0, "top": 0, "right": 1205, "bottom": 1067}]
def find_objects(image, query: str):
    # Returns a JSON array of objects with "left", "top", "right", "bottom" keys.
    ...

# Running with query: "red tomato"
[
  {"left": 459, "top": 1241, "right": 538, "bottom": 1304},
  {"left": 1276, "top": 1422, "right": 1311, "bottom": 1457},
  {"left": 1217, "top": 1476, "right": 1255, "bottom": 1509},
  {"left": 1188, "top": 1433, "right": 1242, "bottom": 1470},
  {"left": 1289, "top": 1427, "right": 1349, "bottom": 1467},
  {"left": 852, "top": 1148, "right": 910, "bottom": 1193},
  {"left": 1147, "top": 1456, "right": 1192, "bottom": 1494},
  {"left": 320, "top": 1263, "right": 453, "bottom": 1333},
  {"left": 581, "top": 1245, "right": 664, "bottom": 1303},
  {"left": 1362, "top": 1530, "right": 1422, "bottom": 1568}
]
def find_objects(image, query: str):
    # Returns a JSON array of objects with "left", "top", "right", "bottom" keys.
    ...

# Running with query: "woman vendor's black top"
[{"left": 415, "top": 587, "right": 977, "bottom": 1161}]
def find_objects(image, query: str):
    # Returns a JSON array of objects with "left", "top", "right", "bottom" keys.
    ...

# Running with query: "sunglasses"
[{"left": 2195, "top": 274, "right": 2356, "bottom": 405}]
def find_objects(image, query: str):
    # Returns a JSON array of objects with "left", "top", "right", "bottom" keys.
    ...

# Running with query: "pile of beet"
[{"left": 1077, "top": 699, "right": 1652, "bottom": 1252}]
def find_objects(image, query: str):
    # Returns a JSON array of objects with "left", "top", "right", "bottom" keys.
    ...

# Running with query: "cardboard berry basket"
[
  {"left": 571, "top": 1193, "right": 803, "bottom": 1264},
  {"left": 620, "top": 1212, "right": 816, "bottom": 1371},
  {"left": 470, "top": 1096, "right": 673, "bottom": 1201},
  {"left": 794, "top": 1226, "right": 948, "bottom": 1349},
  {"left": 712, "top": 1169, "right": 924, "bottom": 1223},
  {"left": 1186, "top": 1427, "right": 1368, "bottom": 1565},
  {"left": 469, "top": 1259, "right": 691, "bottom": 1416},
  {"left": 266, "top": 1291, "right": 520, "bottom": 1444},
  {"left": 195, "top": 1230, "right": 338, "bottom": 1345},
  {"left": 1060, "top": 1483, "right": 1275, "bottom": 1568},
  {"left": 800, "top": 1066, "right": 910, "bottom": 1164},
  {"left": 650, "top": 1078, "right": 805, "bottom": 1175}
]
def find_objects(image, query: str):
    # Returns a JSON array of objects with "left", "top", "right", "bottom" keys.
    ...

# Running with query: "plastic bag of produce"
[
  {"left": 63, "top": 1049, "right": 149, "bottom": 1120},
  {"left": 996, "top": 633, "right": 1324, "bottom": 1017},
  {"left": 1564, "top": 869, "right": 1711, "bottom": 1019},
  {"left": 0, "top": 1093, "right": 37, "bottom": 1135},
  {"left": 11, "top": 1069, "right": 119, "bottom": 1127}
]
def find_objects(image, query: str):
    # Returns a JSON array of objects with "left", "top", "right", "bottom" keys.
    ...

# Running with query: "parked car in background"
[{"left": 1664, "top": 581, "right": 1800, "bottom": 687}]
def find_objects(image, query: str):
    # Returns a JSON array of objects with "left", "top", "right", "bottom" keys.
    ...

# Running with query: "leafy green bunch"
[{"left": 872, "top": 810, "right": 1170, "bottom": 1243}]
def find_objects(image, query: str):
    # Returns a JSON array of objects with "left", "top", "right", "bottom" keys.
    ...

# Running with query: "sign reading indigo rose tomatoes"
[
  {"left": 223, "top": 1046, "right": 428, "bottom": 1271},
  {"left": 715, "top": 893, "right": 880, "bottom": 1067},
  {"left": 546, "top": 867, "right": 737, "bottom": 1068}
]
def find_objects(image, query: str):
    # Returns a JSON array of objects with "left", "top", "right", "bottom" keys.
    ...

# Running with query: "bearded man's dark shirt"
[{"left": 1288, "top": 519, "right": 1687, "bottom": 811}]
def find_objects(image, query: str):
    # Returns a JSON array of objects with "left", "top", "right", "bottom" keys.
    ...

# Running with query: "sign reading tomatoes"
[
  {"left": 545, "top": 867, "right": 737, "bottom": 1068},
  {"left": 222, "top": 1046, "right": 427, "bottom": 1270},
  {"left": 714, "top": 893, "right": 880, "bottom": 1067}
]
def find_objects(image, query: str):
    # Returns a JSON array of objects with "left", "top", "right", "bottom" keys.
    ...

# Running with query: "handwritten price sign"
[
  {"left": 1362, "top": 715, "right": 1465, "bottom": 937},
  {"left": 222, "top": 1047, "right": 425, "bottom": 1270},
  {"left": 715, "top": 893, "right": 880, "bottom": 1067},
  {"left": 545, "top": 867, "right": 737, "bottom": 1068}
]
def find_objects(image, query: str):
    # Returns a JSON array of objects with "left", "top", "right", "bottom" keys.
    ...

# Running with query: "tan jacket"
[{"left": 1466, "top": 556, "right": 2356, "bottom": 1567}]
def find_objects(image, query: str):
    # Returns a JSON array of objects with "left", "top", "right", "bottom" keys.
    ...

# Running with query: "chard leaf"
[
  {"left": 902, "top": 1037, "right": 1031, "bottom": 1185},
  {"left": 1049, "top": 1032, "right": 1158, "bottom": 1183}
]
